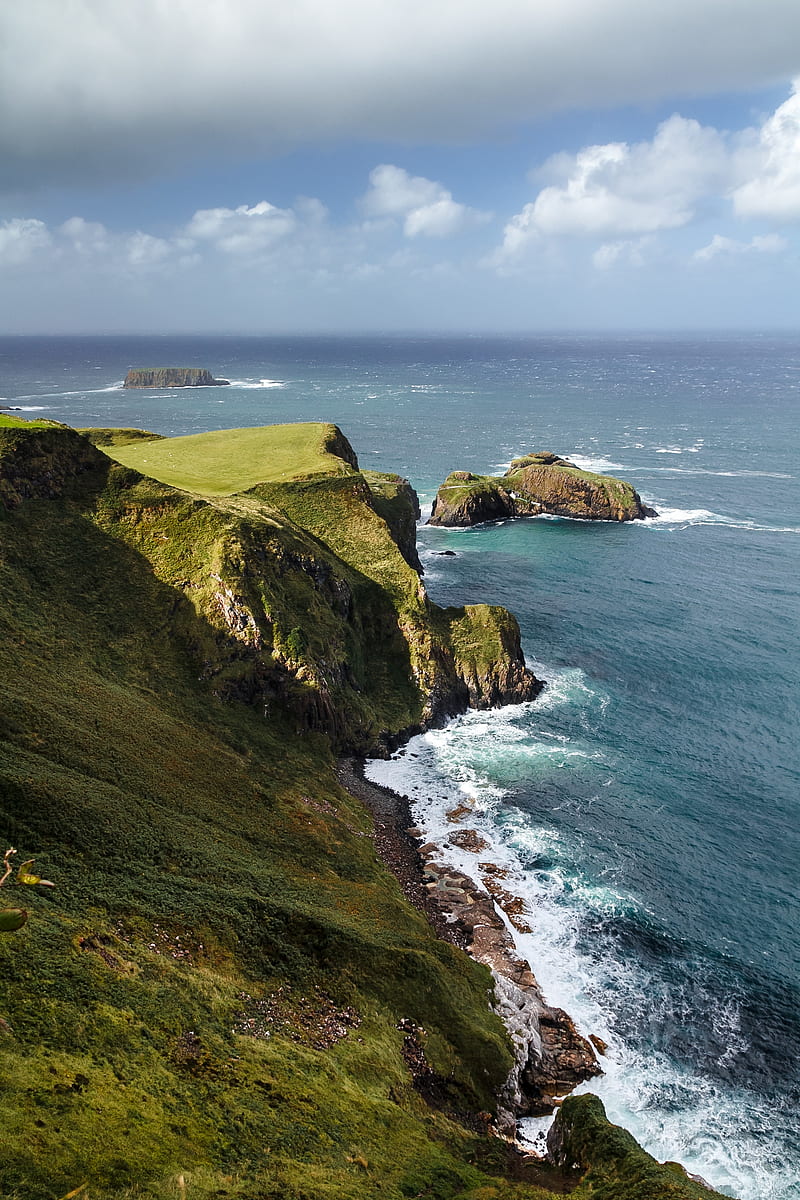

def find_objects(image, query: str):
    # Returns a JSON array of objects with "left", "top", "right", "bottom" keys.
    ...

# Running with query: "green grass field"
[{"left": 110, "top": 423, "right": 356, "bottom": 496}]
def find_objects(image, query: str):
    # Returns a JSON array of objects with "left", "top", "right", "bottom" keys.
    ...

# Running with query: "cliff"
[
  {"left": 429, "top": 451, "right": 656, "bottom": 525},
  {"left": 123, "top": 366, "right": 230, "bottom": 388},
  {"left": 0, "top": 419, "right": 725, "bottom": 1200}
]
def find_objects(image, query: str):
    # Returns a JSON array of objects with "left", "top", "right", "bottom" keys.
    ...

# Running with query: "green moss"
[{"left": 554, "top": 1095, "right": 723, "bottom": 1199}]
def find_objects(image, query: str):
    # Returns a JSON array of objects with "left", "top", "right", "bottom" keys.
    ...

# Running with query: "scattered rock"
[
  {"left": 446, "top": 800, "right": 475, "bottom": 822},
  {"left": 233, "top": 985, "right": 361, "bottom": 1050},
  {"left": 448, "top": 828, "right": 490, "bottom": 852}
]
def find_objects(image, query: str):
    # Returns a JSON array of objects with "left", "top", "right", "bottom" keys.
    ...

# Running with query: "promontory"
[
  {"left": 429, "top": 450, "right": 657, "bottom": 525},
  {"left": 123, "top": 366, "right": 230, "bottom": 388},
  {"left": 0, "top": 415, "right": 723, "bottom": 1200}
]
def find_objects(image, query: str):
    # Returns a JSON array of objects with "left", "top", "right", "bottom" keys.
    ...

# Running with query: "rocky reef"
[
  {"left": 123, "top": 366, "right": 230, "bottom": 388},
  {"left": 429, "top": 450, "right": 657, "bottom": 525}
]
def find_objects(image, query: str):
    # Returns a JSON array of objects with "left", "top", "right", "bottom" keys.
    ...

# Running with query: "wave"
[
  {"left": 7, "top": 405, "right": 51, "bottom": 412},
  {"left": 642, "top": 506, "right": 800, "bottom": 534},
  {"left": 226, "top": 378, "right": 287, "bottom": 389},
  {"left": 365, "top": 679, "right": 798, "bottom": 1200},
  {"left": 568, "top": 454, "right": 628, "bottom": 473},
  {"left": 630, "top": 467, "right": 792, "bottom": 478},
  {"left": 12, "top": 383, "right": 125, "bottom": 401}
]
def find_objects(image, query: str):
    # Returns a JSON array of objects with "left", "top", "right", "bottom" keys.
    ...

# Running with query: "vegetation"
[
  {"left": 0, "top": 413, "right": 60, "bottom": 431},
  {"left": 109, "top": 422, "right": 357, "bottom": 494},
  {"left": 430, "top": 455, "right": 650, "bottom": 525},
  {"left": 79, "top": 428, "right": 165, "bottom": 448},
  {"left": 550, "top": 1095, "right": 718, "bottom": 1199},
  {"left": 0, "top": 419, "right": 722, "bottom": 1199}
]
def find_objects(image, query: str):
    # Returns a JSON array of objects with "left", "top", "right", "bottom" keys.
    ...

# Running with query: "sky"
[{"left": 2, "top": 0, "right": 800, "bottom": 334}]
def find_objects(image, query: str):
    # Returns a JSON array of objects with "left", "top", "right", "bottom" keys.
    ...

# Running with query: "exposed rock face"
[
  {"left": 429, "top": 452, "right": 656, "bottom": 526},
  {"left": 123, "top": 367, "right": 230, "bottom": 388},
  {"left": 0, "top": 423, "right": 108, "bottom": 509},
  {"left": 1, "top": 423, "right": 540, "bottom": 758},
  {"left": 418, "top": 857, "right": 601, "bottom": 1129},
  {"left": 365, "top": 472, "right": 424, "bottom": 572},
  {"left": 547, "top": 1093, "right": 724, "bottom": 1196}
]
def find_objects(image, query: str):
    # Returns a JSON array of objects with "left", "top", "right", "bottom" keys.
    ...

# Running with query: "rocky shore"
[{"left": 337, "top": 757, "right": 601, "bottom": 1137}]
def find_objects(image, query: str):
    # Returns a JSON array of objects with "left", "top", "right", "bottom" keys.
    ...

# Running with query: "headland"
[{"left": 0, "top": 413, "right": 725, "bottom": 1200}]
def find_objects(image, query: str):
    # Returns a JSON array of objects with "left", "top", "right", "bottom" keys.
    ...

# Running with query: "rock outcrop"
[
  {"left": 419, "top": 856, "right": 601, "bottom": 1128},
  {"left": 429, "top": 451, "right": 656, "bottom": 525},
  {"left": 123, "top": 367, "right": 230, "bottom": 388},
  {"left": 0, "top": 421, "right": 541, "bottom": 757}
]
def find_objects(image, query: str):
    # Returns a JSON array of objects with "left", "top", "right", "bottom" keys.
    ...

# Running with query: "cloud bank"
[{"left": 3, "top": 0, "right": 800, "bottom": 187}]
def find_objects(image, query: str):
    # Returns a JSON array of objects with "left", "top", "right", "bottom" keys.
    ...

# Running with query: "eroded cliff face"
[
  {"left": 123, "top": 367, "right": 230, "bottom": 388},
  {"left": 0, "top": 422, "right": 540, "bottom": 756},
  {"left": 429, "top": 451, "right": 656, "bottom": 525}
]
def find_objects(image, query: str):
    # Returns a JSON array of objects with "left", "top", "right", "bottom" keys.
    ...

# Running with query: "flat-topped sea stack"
[
  {"left": 429, "top": 451, "right": 657, "bottom": 525},
  {"left": 123, "top": 367, "right": 230, "bottom": 388}
]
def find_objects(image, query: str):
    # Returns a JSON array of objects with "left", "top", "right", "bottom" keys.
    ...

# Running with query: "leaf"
[
  {"left": 0, "top": 908, "right": 28, "bottom": 932},
  {"left": 16, "top": 859, "right": 54, "bottom": 887}
]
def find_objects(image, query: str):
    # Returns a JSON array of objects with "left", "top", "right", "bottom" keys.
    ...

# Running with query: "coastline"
[{"left": 337, "top": 754, "right": 601, "bottom": 1137}]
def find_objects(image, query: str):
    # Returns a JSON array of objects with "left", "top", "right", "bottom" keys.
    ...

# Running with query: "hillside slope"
[{"left": 0, "top": 419, "right": 726, "bottom": 1200}]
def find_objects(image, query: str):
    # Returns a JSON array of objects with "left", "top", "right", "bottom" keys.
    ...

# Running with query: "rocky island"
[
  {"left": 0, "top": 414, "right": 721, "bottom": 1200},
  {"left": 429, "top": 450, "right": 657, "bottom": 525},
  {"left": 123, "top": 366, "right": 230, "bottom": 388}
]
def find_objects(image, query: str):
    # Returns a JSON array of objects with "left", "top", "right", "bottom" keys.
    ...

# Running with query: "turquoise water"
[{"left": 2, "top": 334, "right": 799, "bottom": 1199}]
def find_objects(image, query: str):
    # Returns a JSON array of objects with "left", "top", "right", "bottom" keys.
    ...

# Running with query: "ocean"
[{"left": 2, "top": 333, "right": 798, "bottom": 1200}]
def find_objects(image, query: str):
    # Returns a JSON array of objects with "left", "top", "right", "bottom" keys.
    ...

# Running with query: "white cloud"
[
  {"left": 0, "top": 217, "right": 51, "bottom": 264},
  {"left": 497, "top": 115, "right": 731, "bottom": 259},
  {"left": 362, "top": 165, "right": 487, "bottom": 237},
  {"left": 184, "top": 201, "right": 297, "bottom": 254},
  {"left": 694, "top": 232, "right": 787, "bottom": 261},
  {"left": 732, "top": 85, "right": 800, "bottom": 222},
  {"left": 593, "top": 237, "right": 652, "bottom": 269},
  {"left": 125, "top": 231, "right": 172, "bottom": 268},
  {"left": 59, "top": 216, "right": 110, "bottom": 253},
  {"left": 5, "top": 1, "right": 800, "bottom": 188}
]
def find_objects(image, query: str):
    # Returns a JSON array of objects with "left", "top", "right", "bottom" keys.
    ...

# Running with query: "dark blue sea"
[{"left": 2, "top": 334, "right": 798, "bottom": 1200}]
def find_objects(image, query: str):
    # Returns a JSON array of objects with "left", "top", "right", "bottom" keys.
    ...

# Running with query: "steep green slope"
[
  {"left": 0, "top": 423, "right": 524, "bottom": 1199},
  {"left": 0, "top": 421, "right": 728, "bottom": 1200}
]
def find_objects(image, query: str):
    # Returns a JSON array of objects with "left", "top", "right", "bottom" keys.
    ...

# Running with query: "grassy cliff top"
[
  {"left": 107, "top": 422, "right": 357, "bottom": 496},
  {"left": 0, "top": 413, "right": 60, "bottom": 430}
]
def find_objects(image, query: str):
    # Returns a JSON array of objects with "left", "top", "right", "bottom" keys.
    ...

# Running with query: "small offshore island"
[
  {"left": 123, "top": 366, "right": 230, "bottom": 388},
  {"left": 0, "top": 414, "right": 721, "bottom": 1200},
  {"left": 430, "top": 451, "right": 656, "bottom": 525}
]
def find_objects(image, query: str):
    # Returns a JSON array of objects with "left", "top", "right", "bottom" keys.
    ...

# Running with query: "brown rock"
[{"left": 448, "top": 828, "right": 490, "bottom": 852}]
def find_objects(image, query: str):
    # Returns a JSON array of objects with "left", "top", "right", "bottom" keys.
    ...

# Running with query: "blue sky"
[{"left": 1, "top": 1, "right": 799, "bottom": 333}]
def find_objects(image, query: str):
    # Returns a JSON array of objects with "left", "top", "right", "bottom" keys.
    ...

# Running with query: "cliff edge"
[
  {"left": 429, "top": 451, "right": 656, "bottom": 525},
  {"left": 0, "top": 418, "right": 726, "bottom": 1200}
]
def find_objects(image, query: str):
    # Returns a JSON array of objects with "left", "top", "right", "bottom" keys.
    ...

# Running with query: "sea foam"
[{"left": 366, "top": 666, "right": 798, "bottom": 1200}]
